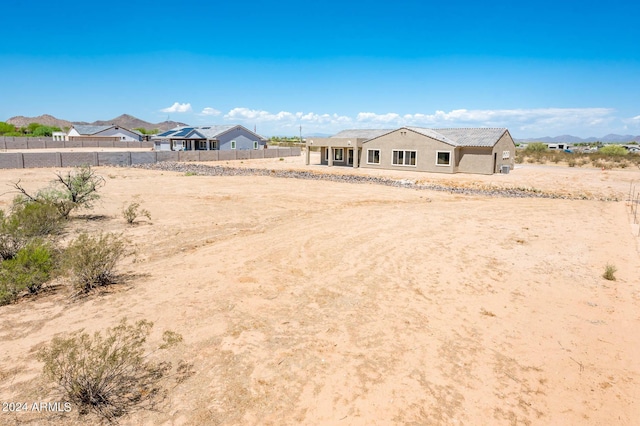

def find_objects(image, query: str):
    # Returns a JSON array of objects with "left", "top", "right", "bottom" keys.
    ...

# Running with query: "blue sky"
[{"left": 2, "top": 0, "right": 639, "bottom": 137}]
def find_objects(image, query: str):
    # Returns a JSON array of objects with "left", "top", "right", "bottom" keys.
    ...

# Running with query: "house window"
[
  {"left": 334, "top": 148, "right": 344, "bottom": 162},
  {"left": 502, "top": 150, "right": 510, "bottom": 159},
  {"left": 230, "top": 140, "right": 236, "bottom": 149},
  {"left": 436, "top": 151, "right": 451, "bottom": 166},
  {"left": 367, "top": 149, "right": 380, "bottom": 164},
  {"left": 392, "top": 150, "right": 417, "bottom": 166},
  {"left": 253, "top": 141, "right": 258, "bottom": 149},
  {"left": 199, "top": 141, "right": 207, "bottom": 150}
]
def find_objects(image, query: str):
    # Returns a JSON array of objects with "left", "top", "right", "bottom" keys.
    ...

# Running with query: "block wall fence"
[
  {"left": 0, "top": 148, "right": 302, "bottom": 169},
  {"left": 0, "top": 137, "right": 153, "bottom": 150}
]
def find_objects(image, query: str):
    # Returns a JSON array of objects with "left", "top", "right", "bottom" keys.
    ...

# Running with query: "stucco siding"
[
  {"left": 491, "top": 133, "right": 516, "bottom": 172},
  {"left": 360, "top": 129, "right": 456, "bottom": 173},
  {"left": 456, "top": 147, "right": 494, "bottom": 174}
]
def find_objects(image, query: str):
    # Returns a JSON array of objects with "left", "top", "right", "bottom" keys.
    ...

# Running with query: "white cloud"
[
  {"left": 356, "top": 112, "right": 401, "bottom": 123},
  {"left": 353, "top": 108, "right": 617, "bottom": 135},
  {"left": 200, "top": 107, "right": 221, "bottom": 116},
  {"left": 211, "top": 106, "right": 622, "bottom": 136},
  {"left": 224, "top": 107, "right": 351, "bottom": 126},
  {"left": 160, "top": 102, "right": 192, "bottom": 113}
]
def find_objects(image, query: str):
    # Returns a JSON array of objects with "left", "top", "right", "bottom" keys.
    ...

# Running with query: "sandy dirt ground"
[{"left": 0, "top": 154, "right": 639, "bottom": 425}]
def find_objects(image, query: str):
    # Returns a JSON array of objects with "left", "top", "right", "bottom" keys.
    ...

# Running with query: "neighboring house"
[
  {"left": 52, "top": 131, "right": 67, "bottom": 141},
  {"left": 151, "top": 125, "right": 268, "bottom": 151},
  {"left": 546, "top": 142, "right": 571, "bottom": 150},
  {"left": 306, "top": 127, "right": 516, "bottom": 175},
  {"left": 67, "top": 125, "right": 143, "bottom": 142}
]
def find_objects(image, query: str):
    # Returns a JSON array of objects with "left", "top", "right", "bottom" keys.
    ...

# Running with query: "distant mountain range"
[
  {"left": 515, "top": 134, "right": 640, "bottom": 143},
  {"left": 5, "top": 114, "right": 187, "bottom": 132},
  {"left": 4, "top": 114, "right": 640, "bottom": 142}
]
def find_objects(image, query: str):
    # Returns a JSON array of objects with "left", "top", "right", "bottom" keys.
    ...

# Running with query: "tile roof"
[
  {"left": 405, "top": 127, "right": 458, "bottom": 145},
  {"left": 433, "top": 128, "right": 508, "bottom": 147},
  {"left": 359, "top": 127, "right": 509, "bottom": 147},
  {"left": 331, "top": 129, "right": 394, "bottom": 139}
]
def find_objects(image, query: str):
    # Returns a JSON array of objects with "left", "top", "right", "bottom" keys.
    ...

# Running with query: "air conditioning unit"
[{"left": 501, "top": 165, "right": 510, "bottom": 174}]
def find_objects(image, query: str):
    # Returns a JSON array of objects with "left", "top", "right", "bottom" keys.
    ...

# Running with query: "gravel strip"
[{"left": 130, "top": 162, "right": 618, "bottom": 201}]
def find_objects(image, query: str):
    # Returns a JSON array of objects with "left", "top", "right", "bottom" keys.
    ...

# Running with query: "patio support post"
[{"left": 328, "top": 147, "right": 333, "bottom": 167}]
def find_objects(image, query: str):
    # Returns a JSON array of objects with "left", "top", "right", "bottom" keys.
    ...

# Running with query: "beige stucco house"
[{"left": 305, "top": 127, "right": 516, "bottom": 175}]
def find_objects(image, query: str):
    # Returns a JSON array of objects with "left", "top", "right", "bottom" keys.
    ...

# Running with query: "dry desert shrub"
[
  {"left": 122, "top": 199, "right": 151, "bottom": 225},
  {"left": 63, "top": 232, "right": 127, "bottom": 294},
  {"left": 36, "top": 318, "right": 185, "bottom": 422},
  {"left": 12, "top": 165, "right": 105, "bottom": 219},
  {"left": 603, "top": 264, "right": 617, "bottom": 281}
]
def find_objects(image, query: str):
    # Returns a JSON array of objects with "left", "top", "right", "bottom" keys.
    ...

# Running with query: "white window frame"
[
  {"left": 367, "top": 149, "right": 381, "bottom": 164},
  {"left": 230, "top": 140, "right": 236, "bottom": 150},
  {"left": 392, "top": 150, "right": 417, "bottom": 166},
  {"left": 334, "top": 148, "right": 344, "bottom": 162},
  {"left": 502, "top": 150, "right": 510, "bottom": 160},
  {"left": 199, "top": 140, "right": 207, "bottom": 150},
  {"left": 253, "top": 141, "right": 258, "bottom": 150},
  {"left": 436, "top": 151, "right": 451, "bottom": 166}
]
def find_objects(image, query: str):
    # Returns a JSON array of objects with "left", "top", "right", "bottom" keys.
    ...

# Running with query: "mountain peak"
[{"left": 5, "top": 113, "right": 187, "bottom": 132}]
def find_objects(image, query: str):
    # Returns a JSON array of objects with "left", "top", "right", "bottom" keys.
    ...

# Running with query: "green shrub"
[
  {"left": 598, "top": 145, "right": 628, "bottom": 157},
  {"left": 524, "top": 142, "right": 548, "bottom": 153},
  {"left": 63, "top": 232, "right": 127, "bottom": 294},
  {"left": 36, "top": 319, "right": 183, "bottom": 421},
  {"left": 0, "top": 240, "right": 55, "bottom": 305},
  {"left": 122, "top": 200, "right": 151, "bottom": 225},
  {"left": 11, "top": 200, "right": 64, "bottom": 237},
  {"left": 0, "top": 209, "right": 27, "bottom": 261},
  {"left": 0, "top": 201, "right": 64, "bottom": 261}
]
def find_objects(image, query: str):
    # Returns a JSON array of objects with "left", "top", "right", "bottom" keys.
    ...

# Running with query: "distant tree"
[
  {"left": 524, "top": 142, "right": 548, "bottom": 153},
  {"left": 33, "top": 126, "right": 54, "bottom": 137},
  {"left": 27, "top": 122, "right": 41, "bottom": 134},
  {"left": 0, "top": 122, "right": 16, "bottom": 135},
  {"left": 13, "top": 165, "right": 105, "bottom": 219},
  {"left": 133, "top": 128, "right": 159, "bottom": 135},
  {"left": 599, "top": 145, "right": 628, "bottom": 156}
]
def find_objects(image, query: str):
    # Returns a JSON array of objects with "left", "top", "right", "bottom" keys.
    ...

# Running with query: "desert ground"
[{"left": 1, "top": 153, "right": 639, "bottom": 425}]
